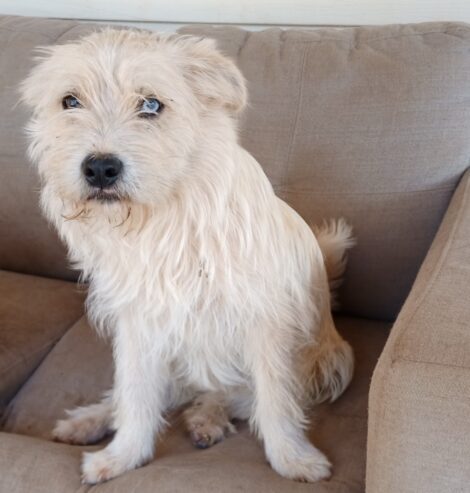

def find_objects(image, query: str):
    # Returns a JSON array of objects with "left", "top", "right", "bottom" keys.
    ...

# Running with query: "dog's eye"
[
  {"left": 138, "top": 97, "right": 163, "bottom": 118},
  {"left": 62, "top": 95, "right": 82, "bottom": 110}
]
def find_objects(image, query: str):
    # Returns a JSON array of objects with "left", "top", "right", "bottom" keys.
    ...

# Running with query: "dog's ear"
[
  {"left": 20, "top": 46, "right": 60, "bottom": 114},
  {"left": 179, "top": 37, "right": 247, "bottom": 114}
]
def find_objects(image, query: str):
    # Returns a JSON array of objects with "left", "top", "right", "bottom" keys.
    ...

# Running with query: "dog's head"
[{"left": 21, "top": 29, "right": 246, "bottom": 211}]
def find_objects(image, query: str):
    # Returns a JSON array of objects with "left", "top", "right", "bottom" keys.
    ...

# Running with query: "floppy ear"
[
  {"left": 179, "top": 37, "right": 247, "bottom": 113},
  {"left": 20, "top": 46, "right": 60, "bottom": 114}
]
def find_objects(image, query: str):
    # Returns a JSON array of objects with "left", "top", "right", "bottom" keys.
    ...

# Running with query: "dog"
[{"left": 21, "top": 28, "right": 355, "bottom": 484}]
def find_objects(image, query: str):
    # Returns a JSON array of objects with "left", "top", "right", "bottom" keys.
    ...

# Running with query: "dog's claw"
[{"left": 190, "top": 430, "right": 222, "bottom": 449}]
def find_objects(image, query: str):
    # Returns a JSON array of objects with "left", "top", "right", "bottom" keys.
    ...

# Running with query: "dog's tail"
[
  {"left": 306, "top": 328, "right": 354, "bottom": 404},
  {"left": 313, "top": 218, "right": 355, "bottom": 307}
]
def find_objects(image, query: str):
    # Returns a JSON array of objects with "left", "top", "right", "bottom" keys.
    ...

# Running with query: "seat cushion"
[
  {"left": 2, "top": 315, "right": 389, "bottom": 492},
  {"left": 0, "top": 270, "right": 84, "bottom": 413}
]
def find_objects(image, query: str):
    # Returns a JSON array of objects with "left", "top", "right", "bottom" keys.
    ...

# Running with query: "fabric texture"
[
  {"left": 0, "top": 16, "right": 469, "bottom": 319},
  {"left": 367, "top": 169, "right": 470, "bottom": 493},
  {"left": 0, "top": 270, "right": 84, "bottom": 415},
  {"left": 2, "top": 315, "right": 389, "bottom": 493}
]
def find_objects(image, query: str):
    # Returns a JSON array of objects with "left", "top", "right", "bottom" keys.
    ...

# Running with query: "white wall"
[{"left": 0, "top": 0, "right": 469, "bottom": 30}]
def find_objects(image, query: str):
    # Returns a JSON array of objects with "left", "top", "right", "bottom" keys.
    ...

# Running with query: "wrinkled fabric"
[{"left": 0, "top": 270, "right": 84, "bottom": 414}]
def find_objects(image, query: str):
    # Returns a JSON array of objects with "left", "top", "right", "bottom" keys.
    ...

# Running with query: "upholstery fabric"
[
  {"left": 2, "top": 315, "right": 390, "bottom": 493},
  {"left": 367, "top": 169, "right": 470, "bottom": 492},
  {"left": 0, "top": 16, "right": 469, "bottom": 319},
  {"left": 0, "top": 270, "right": 84, "bottom": 414}
]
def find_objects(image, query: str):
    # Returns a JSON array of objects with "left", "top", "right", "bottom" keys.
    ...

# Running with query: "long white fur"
[{"left": 21, "top": 29, "right": 354, "bottom": 484}]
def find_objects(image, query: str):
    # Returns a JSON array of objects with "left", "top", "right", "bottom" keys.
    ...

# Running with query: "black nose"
[{"left": 81, "top": 154, "right": 123, "bottom": 189}]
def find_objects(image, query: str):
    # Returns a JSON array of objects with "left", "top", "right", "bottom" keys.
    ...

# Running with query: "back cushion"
[
  {"left": 0, "top": 16, "right": 469, "bottom": 319},
  {"left": 181, "top": 23, "right": 470, "bottom": 320},
  {"left": 0, "top": 16, "right": 95, "bottom": 281}
]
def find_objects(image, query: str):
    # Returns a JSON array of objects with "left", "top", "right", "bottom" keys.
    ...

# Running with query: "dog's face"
[{"left": 21, "top": 29, "right": 246, "bottom": 209}]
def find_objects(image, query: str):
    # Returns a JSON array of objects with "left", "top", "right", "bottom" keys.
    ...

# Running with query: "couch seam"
[
  {"left": 282, "top": 44, "right": 308, "bottom": 187},
  {"left": 1, "top": 315, "right": 85, "bottom": 412},
  {"left": 276, "top": 184, "right": 456, "bottom": 196},
  {"left": 0, "top": 340, "right": 63, "bottom": 377},
  {"left": 236, "top": 29, "right": 250, "bottom": 57},
  {"left": 0, "top": 25, "right": 59, "bottom": 40},
  {"left": 53, "top": 24, "right": 94, "bottom": 44},
  {"left": 363, "top": 27, "right": 470, "bottom": 44},
  {"left": 366, "top": 355, "right": 393, "bottom": 490},
  {"left": 392, "top": 356, "right": 470, "bottom": 372},
  {"left": 0, "top": 268, "right": 80, "bottom": 284},
  {"left": 182, "top": 25, "right": 470, "bottom": 46}
]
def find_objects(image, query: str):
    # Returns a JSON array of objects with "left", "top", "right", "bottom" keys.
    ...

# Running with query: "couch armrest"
[{"left": 366, "top": 168, "right": 470, "bottom": 493}]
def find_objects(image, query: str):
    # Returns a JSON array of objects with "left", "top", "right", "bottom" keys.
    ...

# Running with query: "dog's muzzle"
[{"left": 82, "top": 154, "right": 123, "bottom": 189}]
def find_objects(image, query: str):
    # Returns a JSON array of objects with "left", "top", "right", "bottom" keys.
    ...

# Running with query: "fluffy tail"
[
  {"left": 313, "top": 218, "right": 355, "bottom": 307},
  {"left": 306, "top": 218, "right": 355, "bottom": 403},
  {"left": 307, "top": 332, "right": 354, "bottom": 404}
]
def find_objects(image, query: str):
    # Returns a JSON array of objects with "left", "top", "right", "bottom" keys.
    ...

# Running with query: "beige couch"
[{"left": 1, "top": 15, "right": 470, "bottom": 493}]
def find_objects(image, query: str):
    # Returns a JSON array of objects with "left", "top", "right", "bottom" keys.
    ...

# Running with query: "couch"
[{"left": 0, "top": 15, "right": 469, "bottom": 493}]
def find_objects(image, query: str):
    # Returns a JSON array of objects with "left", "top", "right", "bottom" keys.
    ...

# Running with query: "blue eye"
[
  {"left": 62, "top": 94, "right": 82, "bottom": 109},
  {"left": 139, "top": 97, "right": 163, "bottom": 117}
]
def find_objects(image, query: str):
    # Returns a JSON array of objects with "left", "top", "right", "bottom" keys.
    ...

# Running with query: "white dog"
[{"left": 21, "top": 29, "right": 355, "bottom": 484}]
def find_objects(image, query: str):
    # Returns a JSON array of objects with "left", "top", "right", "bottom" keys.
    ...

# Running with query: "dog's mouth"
[{"left": 87, "top": 189, "right": 122, "bottom": 202}]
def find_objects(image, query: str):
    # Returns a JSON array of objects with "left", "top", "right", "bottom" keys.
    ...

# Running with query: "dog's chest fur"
[
  {"left": 63, "top": 207, "right": 255, "bottom": 388},
  {"left": 58, "top": 155, "right": 321, "bottom": 392}
]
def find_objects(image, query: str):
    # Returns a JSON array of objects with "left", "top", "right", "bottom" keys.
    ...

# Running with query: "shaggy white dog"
[{"left": 21, "top": 29, "right": 355, "bottom": 484}]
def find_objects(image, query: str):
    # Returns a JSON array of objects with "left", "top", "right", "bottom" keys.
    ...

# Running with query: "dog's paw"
[
  {"left": 183, "top": 393, "right": 236, "bottom": 449},
  {"left": 268, "top": 444, "right": 332, "bottom": 483},
  {"left": 187, "top": 419, "right": 236, "bottom": 449},
  {"left": 53, "top": 418, "right": 86, "bottom": 445},
  {"left": 81, "top": 449, "right": 133, "bottom": 484},
  {"left": 52, "top": 412, "right": 108, "bottom": 445}
]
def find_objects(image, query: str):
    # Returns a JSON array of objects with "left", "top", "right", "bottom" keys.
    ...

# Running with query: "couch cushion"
[
  {"left": 2, "top": 315, "right": 389, "bottom": 492},
  {"left": 0, "top": 270, "right": 84, "bottom": 414},
  {"left": 3, "top": 316, "right": 112, "bottom": 436}
]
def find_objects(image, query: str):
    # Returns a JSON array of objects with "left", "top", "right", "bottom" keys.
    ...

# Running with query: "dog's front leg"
[
  {"left": 81, "top": 316, "right": 168, "bottom": 484},
  {"left": 250, "top": 325, "right": 332, "bottom": 483}
]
